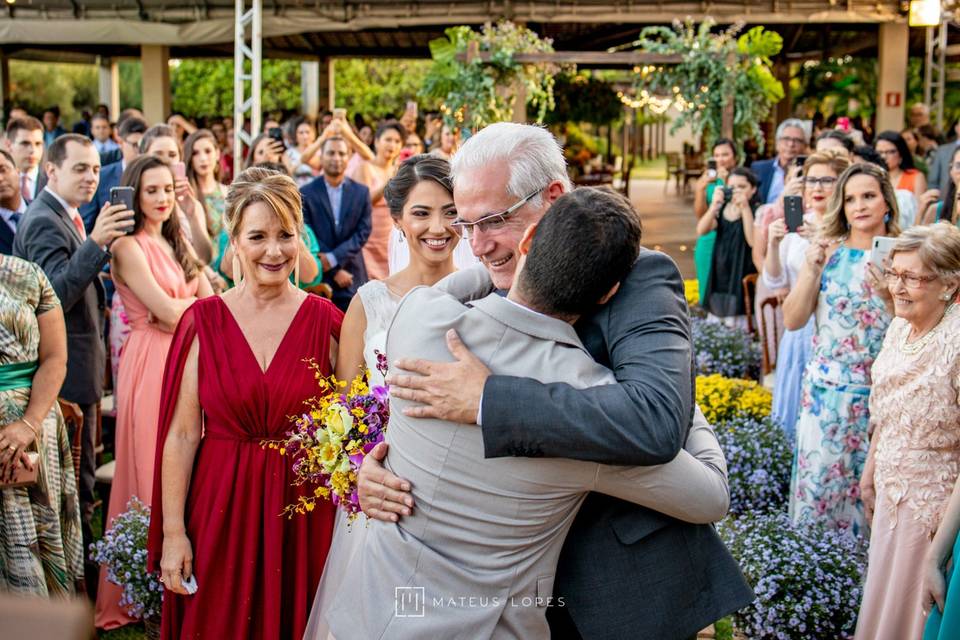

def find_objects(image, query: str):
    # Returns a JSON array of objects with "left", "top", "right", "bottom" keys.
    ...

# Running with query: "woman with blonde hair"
[
  {"left": 851, "top": 223, "right": 960, "bottom": 639},
  {"left": 784, "top": 162, "right": 899, "bottom": 535},
  {"left": 146, "top": 167, "right": 344, "bottom": 639},
  {"left": 762, "top": 150, "right": 851, "bottom": 439}
]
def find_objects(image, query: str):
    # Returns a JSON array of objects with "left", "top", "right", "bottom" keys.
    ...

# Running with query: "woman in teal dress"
[
  {"left": 925, "top": 470, "right": 960, "bottom": 639},
  {"left": 693, "top": 138, "right": 739, "bottom": 304},
  {"left": 783, "top": 163, "right": 899, "bottom": 537}
]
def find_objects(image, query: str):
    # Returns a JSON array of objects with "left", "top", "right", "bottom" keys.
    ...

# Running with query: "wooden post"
[{"left": 512, "top": 79, "right": 527, "bottom": 123}]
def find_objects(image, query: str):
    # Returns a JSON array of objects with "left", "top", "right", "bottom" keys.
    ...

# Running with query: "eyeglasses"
[
  {"left": 804, "top": 177, "right": 838, "bottom": 189},
  {"left": 883, "top": 269, "right": 938, "bottom": 289},
  {"left": 779, "top": 136, "right": 806, "bottom": 145},
  {"left": 452, "top": 187, "right": 544, "bottom": 239},
  {"left": 950, "top": 162, "right": 960, "bottom": 171}
]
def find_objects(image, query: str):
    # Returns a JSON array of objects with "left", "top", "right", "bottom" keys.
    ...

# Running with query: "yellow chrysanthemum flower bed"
[
  {"left": 684, "top": 279, "right": 700, "bottom": 308},
  {"left": 696, "top": 374, "right": 772, "bottom": 425}
]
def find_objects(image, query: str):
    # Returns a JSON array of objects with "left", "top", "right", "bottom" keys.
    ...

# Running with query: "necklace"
[{"left": 902, "top": 303, "right": 956, "bottom": 355}]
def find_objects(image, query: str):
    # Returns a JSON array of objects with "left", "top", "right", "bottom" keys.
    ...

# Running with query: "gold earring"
[
  {"left": 294, "top": 250, "right": 301, "bottom": 289},
  {"left": 232, "top": 253, "right": 242, "bottom": 285}
]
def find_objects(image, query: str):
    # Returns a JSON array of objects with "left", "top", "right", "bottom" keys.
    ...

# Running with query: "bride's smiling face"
[
  {"left": 232, "top": 201, "right": 299, "bottom": 286},
  {"left": 396, "top": 180, "right": 459, "bottom": 266}
]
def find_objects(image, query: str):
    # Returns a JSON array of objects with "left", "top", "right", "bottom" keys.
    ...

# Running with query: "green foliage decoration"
[
  {"left": 545, "top": 73, "right": 622, "bottom": 125},
  {"left": 631, "top": 19, "right": 784, "bottom": 151},
  {"left": 421, "top": 21, "right": 560, "bottom": 129}
]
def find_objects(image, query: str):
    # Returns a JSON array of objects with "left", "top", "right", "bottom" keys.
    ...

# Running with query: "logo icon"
[{"left": 395, "top": 586, "right": 426, "bottom": 617}]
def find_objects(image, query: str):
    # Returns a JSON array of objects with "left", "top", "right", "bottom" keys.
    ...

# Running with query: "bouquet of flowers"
[
  {"left": 692, "top": 316, "right": 761, "bottom": 379},
  {"left": 720, "top": 513, "right": 867, "bottom": 639},
  {"left": 267, "top": 354, "right": 389, "bottom": 520},
  {"left": 90, "top": 497, "right": 163, "bottom": 621},
  {"left": 715, "top": 415, "right": 793, "bottom": 516}
]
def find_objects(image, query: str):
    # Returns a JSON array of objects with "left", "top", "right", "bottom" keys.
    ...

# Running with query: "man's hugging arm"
[
  {"left": 480, "top": 250, "right": 693, "bottom": 466},
  {"left": 592, "top": 406, "right": 729, "bottom": 523},
  {"left": 434, "top": 262, "right": 497, "bottom": 302}
]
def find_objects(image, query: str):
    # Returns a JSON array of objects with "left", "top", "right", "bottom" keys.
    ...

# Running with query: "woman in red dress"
[{"left": 146, "top": 166, "right": 343, "bottom": 639}]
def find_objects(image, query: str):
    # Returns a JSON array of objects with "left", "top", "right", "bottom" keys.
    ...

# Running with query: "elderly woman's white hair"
[{"left": 450, "top": 123, "right": 572, "bottom": 209}]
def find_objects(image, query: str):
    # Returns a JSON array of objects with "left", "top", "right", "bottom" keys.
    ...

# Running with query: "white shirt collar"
[{"left": 44, "top": 185, "right": 81, "bottom": 220}]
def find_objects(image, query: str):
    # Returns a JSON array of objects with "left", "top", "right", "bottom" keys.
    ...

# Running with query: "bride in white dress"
[{"left": 304, "top": 155, "right": 461, "bottom": 639}]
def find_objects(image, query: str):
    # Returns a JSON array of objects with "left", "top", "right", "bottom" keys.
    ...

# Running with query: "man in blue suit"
[
  {"left": 80, "top": 116, "right": 147, "bottom": 231},
  {"left": 749, "top": 118, "right": 808, "bottom": 204},
  {"left": 301, "top": 136, "right": 372, "bottom": 311}
]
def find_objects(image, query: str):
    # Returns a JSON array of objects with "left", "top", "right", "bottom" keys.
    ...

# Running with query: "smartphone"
[
  {"left": 722, "top": 186, "right": 733, "bottom": 202},
  {"left": 332, "top": 108, "right": 347, "bottom": 121},
  {"left": 173, "top": 161, "right": 187, "bottom": 181},
  {"left": 784, "top": 195, "right": 804, "bottom": 232},
  {"left": 795, "top": 155, "right": 808, "bottom": 168},
  {"left": 405, "top": 101, "right": 418, "bottom": 118},
  {"left": 268, "top": 127, "right": 284, "bottom": 145},
  {"left": 110, "top": 186, "right": 136, "bottom": 234},
  {"left": 837, "top": 116, "right": 851, "bottom": 132},
  {"left": 707, "top": 158, "right": 717, "bottom": 179},
  {"left": 871, "top": 236, "right": 896, "bottom": 268}
]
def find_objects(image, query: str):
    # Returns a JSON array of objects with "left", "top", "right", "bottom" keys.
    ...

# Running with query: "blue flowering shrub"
[
  {"left": 719, "top": 513, "right": 867, "bottom": 639},
  {"left": 715, "top": 415, "right": 793, "bottom": 516},
  {"left": 692, "top": 316, "right": 761, "bottom": 379},
  {"left": 91, "top": 497, "right": 162, "bottom": 620}
]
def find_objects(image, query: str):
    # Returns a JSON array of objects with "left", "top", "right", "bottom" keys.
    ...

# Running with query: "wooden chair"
[
  {"left": 757, "top": 296, "right": 782, "bottom": 376},
  {"left": 742, "top": 274, "right": 758, "bottom": 334},
  {"left": 57, "top": 398, "right": 83, "bottom": 484},
  {"left": 664, "top": 152, "right": 682, "bottom": 193}
]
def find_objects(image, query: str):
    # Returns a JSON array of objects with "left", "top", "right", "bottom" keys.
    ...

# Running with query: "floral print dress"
[{"left": 789, "top": 244, "right": 891, "bottom": 536}]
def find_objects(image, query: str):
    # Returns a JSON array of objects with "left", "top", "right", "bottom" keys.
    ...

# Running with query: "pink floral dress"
[{"left": 788, "top": 244, "right": 891, "bottom": 535}]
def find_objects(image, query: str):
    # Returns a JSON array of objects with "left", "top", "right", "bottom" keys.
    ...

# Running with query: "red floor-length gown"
[{"left": 146, "top": 294, "right": 343, "bottom": 640}]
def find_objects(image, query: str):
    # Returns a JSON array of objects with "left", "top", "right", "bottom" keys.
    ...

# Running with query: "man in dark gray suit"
[
  {"left": 360, "top": 123, "right": 753, "bottom": 640},
  {"left": 13, "top": 134, "right": 133, "bottom": 590}
]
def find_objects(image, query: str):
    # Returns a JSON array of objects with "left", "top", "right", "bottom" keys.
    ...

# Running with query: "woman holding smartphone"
[
  {"left": 184, "top": 129, "right": 228, "bottom": 241},
  {"left": 761, "top": 150, "right": 850, "bottom": 440},
  {"left": 95, "top": 155, "right": 213, "bottom": 630},
  {"left": 693, "top": 138, "right": 738, "bottom": 305}
]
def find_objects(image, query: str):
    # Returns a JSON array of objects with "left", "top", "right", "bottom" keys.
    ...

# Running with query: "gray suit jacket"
[
  {"left": 325, "top": 288, "right": 729, "bottom": 640},
  {"left": 929, "top": 141, "right": 960, "bottom": 195},
  {"left": 12, "top": 189, "right": 108, "bottom": 404},
  {"left": 478, "top": 250, "right": 754, "bottom": 639}
]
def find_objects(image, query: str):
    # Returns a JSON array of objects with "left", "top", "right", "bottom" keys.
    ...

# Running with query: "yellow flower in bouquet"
[{"left": 696, "top": 374, "right": 771, "bottom": 425}]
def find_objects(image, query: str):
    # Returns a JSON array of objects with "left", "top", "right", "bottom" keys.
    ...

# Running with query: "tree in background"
[
  {"left": 8, "top": 61, "right": 97, "bottom": 123},
  {"left": 334, "top": 59, "right": 435, "bottom": 123}
]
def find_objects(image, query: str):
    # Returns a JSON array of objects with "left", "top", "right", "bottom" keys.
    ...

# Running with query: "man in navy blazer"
[
  {"left": 79, "top": 116, "right": 147, "bottom": 231},
  {"left": 749, "top": 118, "right": 808, "bottom": 204},
  {"left": 301, "top": 136, "right": 372, "bottom": 311},
  {"left": 0, "top": 149, "right": 26, "bottom": 255}
]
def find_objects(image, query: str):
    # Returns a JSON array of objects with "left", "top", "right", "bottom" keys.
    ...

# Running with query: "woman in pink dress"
[
  {"left": 347, "top": 122, "right": 404, "bottom": 280},
  {"left": 856, "top": 222, "right": 960, "bottom": 639},
  {"left": 95, "top": 155, "right": 213, "bottom": 630}
]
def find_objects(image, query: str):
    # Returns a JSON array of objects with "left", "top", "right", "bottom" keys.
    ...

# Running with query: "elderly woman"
[
  {"left": 784, "top": 162, "right": 899, "bottom": 536},
  {"left": 0, "top": 255, "right": 82, "bottom": 596},
  {"left": 762, "top": 150, "right": 851, "bottom": 440},
  {"left": 146, "top": 167, "right": 344, "bottom": 639},
  {"left": 854, "top": 223, "right": 960, "bottom": 640}
]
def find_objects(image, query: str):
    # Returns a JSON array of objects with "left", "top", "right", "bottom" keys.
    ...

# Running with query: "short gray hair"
[
  {"left": 776, "top": 118, "right": 809, "bottom": 143},
  {"left": 451, "top": 123, "right": 572, "bottom": 208}
]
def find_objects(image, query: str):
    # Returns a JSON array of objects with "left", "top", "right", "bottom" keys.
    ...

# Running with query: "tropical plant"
[
  {"left": 421, "top": 21, "right": 560, "bottom": 129},
  {"left": 629, "top": 19, "right": 785, "bottom": 151}
]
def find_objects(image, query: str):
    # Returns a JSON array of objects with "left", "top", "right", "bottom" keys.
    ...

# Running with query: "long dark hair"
[
  {"left": 120, "top": 155, "right": 202, "bottom": 281},
  {"left": 383, "top": 154, "right": 452, "bottom": 219},
  {"left": 876, "top": 130, "right": 916, "bottom": 171},
  {"left": 184, "top": 129, "right": 222, "bottom": 236},
  {"left": 941, "top": 147, "right": 960, "bottom": 224}
]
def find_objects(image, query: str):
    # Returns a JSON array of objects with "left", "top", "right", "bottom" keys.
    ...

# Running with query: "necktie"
[
  {"left": 19, "top": 174, "right": 31, "bottom": 203},
  {"left": 9, "top": 212, "right": 21, "bottom": 228},
  {"left": 70, "top": 211, "right": 86, "bottom": 241}
]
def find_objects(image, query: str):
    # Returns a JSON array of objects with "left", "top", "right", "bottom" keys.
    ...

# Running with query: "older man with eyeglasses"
[
  {"left": 750, "top": 118, "right": 810, "bottom": 204},
  {"left": 358, "top": 122, "right": 752, "bottom": 640}
]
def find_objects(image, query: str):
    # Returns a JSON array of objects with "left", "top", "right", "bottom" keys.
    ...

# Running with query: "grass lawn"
[
  {"left": 630, "top": 155, "right": 668, "bottom": 180},
  {"left": 101, "top": 625, "right": 147, "bottom": 639}
]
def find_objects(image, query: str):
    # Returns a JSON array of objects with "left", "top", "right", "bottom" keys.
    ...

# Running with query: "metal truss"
[{"left": 233, "top": 0, "right": 262, "bottom": 177}]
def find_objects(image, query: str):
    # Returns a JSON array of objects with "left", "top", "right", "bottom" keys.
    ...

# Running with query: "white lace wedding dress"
[{"left": 304, "top": 279, "right": 399, "bottom": 639}]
